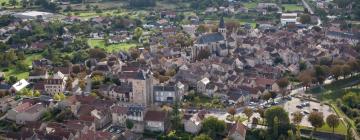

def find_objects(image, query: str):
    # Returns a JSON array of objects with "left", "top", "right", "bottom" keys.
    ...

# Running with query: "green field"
[
  {"left": 0, "top": 53, "right": 42, "bottom": 80},
  {"left": 87, "top": 39, "right": 136, "bottom": 52},
  {"left": 243, "top": 2, "right": 258, "bottom": 9},
  {"left": 282, "top": 4, "right": 304, "bottom": 12},
  {"left": 300, "top": 122, "right": 347, "bottom": 135}
]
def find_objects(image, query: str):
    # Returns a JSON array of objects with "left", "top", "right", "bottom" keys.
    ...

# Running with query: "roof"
[
  {"left": 12, "top": 79, "right": 29, "bottom": 91},
  {"left": 44, "top": 79, "right": 64, "bottom": 85},
  {"left": 228, "top": 122, "right": 247, "bottom": 137},
  {"left": 113, "top": 83, "right": 132, "bottom": 93},
  {"left": 14, "top": 102, "right": 32, "bottom": 112},
  {"left": 153, "top": 85, "right": 175, "bottom": 92},
  {"left": 144, "top": 111, "right": 166, "bottom": 122},
  {"left": 111, "top": 106, "right": 128, "bottom": 114},
  {"left": 29, "top": 69, "right": 47, "bottom": 76},
  {"left": 219, "top": 16, "right": 225, "bottom": 28},
  {"left": 196, "top": 32, "right": 225, "bottom": 44},
  {"left": 24, "top": 103, "right": 45, "bottom": 114}
]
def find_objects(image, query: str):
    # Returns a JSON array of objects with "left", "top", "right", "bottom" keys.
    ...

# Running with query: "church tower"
[{"left": 218, "top": 16, "right": 226, "bottom": 36}]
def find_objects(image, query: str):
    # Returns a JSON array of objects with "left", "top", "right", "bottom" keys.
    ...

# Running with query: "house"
[
  {"left": 228, "top": 121, "right": 247, "bottom": 140},
  {"left": 184, "top": 110, "right": 207, "bottom": 134},
  {"left": 227, "top": 88, "right": 251, "bottom": 104},
  {"left": 90, "top": 109, "right": 112, "bottom": 130},
  {"left": 281, "top": 13, "right": 298, "bottom": 26},
  {"left": 108, "top": 82, "right": 133, "bottom": 102},
  {"left": 0, "top": 96, "right": 17, "bottom": 113},
  {"left": 197, "top": 77, "right": 210, "bottom": 94},
  {"left": 32, "top": 58, "right": 52, "bottom": 69},
  {"left": 0, "top": 83, "right": 11, "bottom": 93},
  {"left": 118, "top": 70, "right": 153, "bottom": 106},
  {"left": 108, "top": 35, "right": 131, "bottom": 44},
  {"left": 144, "top": 111, "right": 168, "bottom": 132},
  {"left": 15, "top": 103, "right": 46, "bottom": 124},
  {"left": 153, "top": 85, "right": 178, "bottom": 104},
  {"left": 44, "top": 79, "right": 66, "bottom": 95},
  {"left": 7, "top": 102, "right": 46, "bottom": 124},
  {"left": 12, "top": 79, "right": 29, "bottom": 92},
  {"left": 28, "top": 69, "right": 48, "bottom": 82},
  {"left": 111, "top": 106, "right": 128, "bottom": 125},
  {"left": 127, "top": 105, "right": 146, "bottom": 122}
]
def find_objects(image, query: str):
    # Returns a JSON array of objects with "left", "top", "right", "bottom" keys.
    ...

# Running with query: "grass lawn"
[
  {"left": 87, "top": 39, "right": 136, "bottom": 52},
  {"left": 243, "top": 2, "right": 258, "bottom": 9},
  {"left": 300, "top": 122, "right": 347, "bottom": 135},
  {"left": 224, "top": 18, "right": 257, "bottom": 28},
  {"left": 282, "top": 4, "right": 304, "bottom": 12},
  {"left": 0, "top": 53, "right": 42, "bottom": 80}
]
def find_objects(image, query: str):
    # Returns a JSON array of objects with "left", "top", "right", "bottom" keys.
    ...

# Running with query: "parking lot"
[
  {"left": 107, "top": 125, "right": 125, "bottom": 134},
  {"left": 283, "top": 97, "right": 335, "bottom": 127}
]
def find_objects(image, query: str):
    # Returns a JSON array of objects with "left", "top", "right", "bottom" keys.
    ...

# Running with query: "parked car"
[{"left": 296, "top": 105, "right": 303, "bottom": 109}]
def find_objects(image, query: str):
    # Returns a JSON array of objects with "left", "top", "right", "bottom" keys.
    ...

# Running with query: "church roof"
[
  {"left": 219, "top": 16, "right": 225, "bottom": 28},
  {"left": 196, "top": 32, "right": 225, "bottom": 44}
]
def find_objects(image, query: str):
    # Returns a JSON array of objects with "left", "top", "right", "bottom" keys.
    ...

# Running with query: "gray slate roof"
[{"left": 196, "top": 32, "right": 225, "bottom": 44}]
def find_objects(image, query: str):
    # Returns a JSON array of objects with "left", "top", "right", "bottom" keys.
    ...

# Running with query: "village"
[{"left": 0, "top": 0, "right": 359, "bottom": 140}]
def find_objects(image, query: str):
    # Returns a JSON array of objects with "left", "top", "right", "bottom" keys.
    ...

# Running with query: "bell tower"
[{"left": 218, "top": 16, "right": 226, "bottom": 36}]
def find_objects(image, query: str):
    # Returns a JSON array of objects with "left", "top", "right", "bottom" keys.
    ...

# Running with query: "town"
[{"left": 0, "top": 0, "right": 359, "bottom": 139}]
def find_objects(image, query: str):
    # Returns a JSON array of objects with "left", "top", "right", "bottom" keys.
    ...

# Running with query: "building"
[
  {"left": 118, "top": 71, "right": 153, "bottom": 106},
  {"left": 153, "top": 85, "right": 178, "bottom": 104},
  {"left": 197, "top": 77, "right": 210, "bottom": 94},
  {"left": 28, "top": 69, "right": 48, "bottom": 82},
  {"left": 144, "top": 111, "right": 167, "bottom": 132},
  {"left": 111, "top": 106, "right": 128, "bottom": 125},
  {"left": 13, "top": 11, "right": 54, "bottom": 21},
  {"left": 281, "top": 13, "right": 298, "bottom": 26},
  {"left": 12, "top": 79, "right": 29, "bottom": 92},
  {"left": 184, "top": 110, "right": 207, "bottom": 134},
  {"left": 0, "top": 96, "right": 16, "bottom": 113},
  {"left": 90, "top": 109, "right": 112, "bottom": 130},
  {"left": 192, "top": 17, "right": 228, "bottom": 60},
  {"left": 44, "top": 79, "right": 66, "bottom": 95},
  {"left": 228, "top": 121, "right": 247, "bottom": 140},
  {"left": 108, "top": 82, "right": 133, "bottom": 102},
  {"left": 7, "top": 102, "right": 46, "bottom": 124}
]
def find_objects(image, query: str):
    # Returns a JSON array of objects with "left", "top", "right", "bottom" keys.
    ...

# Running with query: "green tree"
[
  {"left": 58, "top": 93, "right": 65, "bottom": 100},
  {"left": 292, "top": 111, "right": 304, "bottom": 139},
  {"left": 53, "top": 93, "right": 60, "bottom": 101},
  {"left": 265, "top": 106, "right": 290, "bottom": 136},
  {"left": 277, "top": 77, "right": 289, "bottom": 98},
  {"left": 134, "top": 27, "right": 143, "bottom": 42},
  {"left": 299, "top": 14, "right": 311, "bottom": 24},
  {"left": 126, "top": 119, "right": 134, "bottom": 129},
  {"left": 273, "top": 116, "right": 279, "bottom": 138},
  {"left": 308, "top": 112, "right": 324, "bottom": 140},
  {"left": 193, "top": 134, "right": 212, "bottom": 140},
  {"left": 9, "top": 0, "right": 16, "bottom": 8},
  {"left": 326, "top": 114, "right": 340, "bottom": 134},
  {"left": 201, "top": 116, "right": 226, "bottom": 138},
  {"left": 33, "top": 90, "right": 41, "bottom": 97}
]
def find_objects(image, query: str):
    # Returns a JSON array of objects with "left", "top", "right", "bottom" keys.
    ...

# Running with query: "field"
[
  {"left": 243, "top": 2, "right": 258, "bottom": 9},
  {"left": 282, "top": 4, "right": 304, "bottom": 12},
  {"left": 0, "top": 53, "right": 42, "bottom": 80},
  {"left": 300, "top": 122, "right": 347, "bottom": 135},
  {"left": 87, "top": 39, "right": 136, "bottom": 52}
]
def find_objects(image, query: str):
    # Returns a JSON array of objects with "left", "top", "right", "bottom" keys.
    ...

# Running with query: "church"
[{"left": 191, "top": 17, "right": 229, "bottom": 60}]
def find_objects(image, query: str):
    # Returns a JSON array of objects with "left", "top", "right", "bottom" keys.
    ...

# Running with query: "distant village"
[{"left": 0, "top": 0, "right": 359, "bottom": 140}]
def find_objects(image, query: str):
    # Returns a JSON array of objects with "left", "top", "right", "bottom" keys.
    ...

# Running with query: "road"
[{"left": 301, "top": 0, "right": 322, "bottom": 27}]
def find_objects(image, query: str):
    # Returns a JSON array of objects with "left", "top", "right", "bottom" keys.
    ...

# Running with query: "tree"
[
  {"left": 53, "top": 93, "right": 60, "bottom": 101},
  {"left": 308, "top": 112, "right": 324, "bottom": 139},
  {"left": 257, "top": 108, "right": 265, "bottom": 125},
  {"left": 292, "top": 111, "right": 304, "bottom": 139},
  {"left": 201, "top": 116, "right": 226, "bottom": 138},
  {"left": 326, "top": 114, "right": 340, "bottom": 134},
  {"left": 299, "top": 14, "right": 311, "bottom": 24},
  {"left": 58, "top": 93, "right": 66, "bottom": 100},
  {"left": 196, "top": 24, "right": 208, "bottom": 34},
  {"left": 9, "top": 0, "right": 16, "bottom": 8},
  {"left": 277, "top": 78, "right": 289, "bottom": 98},
  {"left": 330, "top": 65, "right": 343, "bottom": 80},
  {"left": 265, "top": 106, "right": 290, "bottom": 136},
  {"left": 342, "top": 64, "right": 352, "bottom": 78},
  {"left": 133, "top": 27, "right": 143, "bottom": 42},
  {"left": 261, "top": 92, "right": 271, "bottom": 102},
  {"left": 314, "top": 65, "right": 329, "bottom": 85},
  {"left": 33, "top": 90, "right": 41, "bottom": 97},
  {"left": 193, "top": 134, "right": 212, "bottom": 140},
  {"left": 126, "top": 119, "right": 134, "bottom": 129},
  {"left": 227, "top": 107, "right": 236, "bottom": 120},
  {"left": 298, "top": 70, "right": 313, "bottom": 90},
  {"left": 243, "top": 107, "right": 253, "bottom": 123}
]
